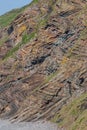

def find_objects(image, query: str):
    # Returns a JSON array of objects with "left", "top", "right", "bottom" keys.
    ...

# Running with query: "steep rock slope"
[{"left": 0, "top": 0, "right": 87, "bottom": 129}]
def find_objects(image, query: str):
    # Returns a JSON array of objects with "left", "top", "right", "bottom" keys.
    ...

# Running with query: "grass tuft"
[{"left": 3, "top": 32, "right": 36, "bottom": 60}]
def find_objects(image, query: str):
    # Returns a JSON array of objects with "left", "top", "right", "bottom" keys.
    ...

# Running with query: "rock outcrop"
[{"left": 0, "top": 0, "right": 87, "bottom": 129}]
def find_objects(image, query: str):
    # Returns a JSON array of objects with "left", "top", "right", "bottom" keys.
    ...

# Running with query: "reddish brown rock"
[{"left": 0, "top": 0, "right": 87, "bottom": 123}]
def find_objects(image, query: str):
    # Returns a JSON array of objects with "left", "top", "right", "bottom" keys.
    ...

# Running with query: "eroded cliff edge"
[{"left": 0, "top": 0, "right": 87, "bottom": 129}]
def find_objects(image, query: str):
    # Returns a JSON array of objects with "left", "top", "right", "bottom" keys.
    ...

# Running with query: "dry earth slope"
[{"left": 0, "top": 0, "right": 87, "bottom": 129}]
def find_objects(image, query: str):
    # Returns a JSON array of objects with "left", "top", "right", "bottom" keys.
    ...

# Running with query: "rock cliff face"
[{"left": 0, "top": 0, "right": 87, "bottom": 129}]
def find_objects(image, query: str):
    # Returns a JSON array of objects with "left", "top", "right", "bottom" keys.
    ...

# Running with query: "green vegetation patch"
[
  {"left": 30, "top": 0, "right": 39, "bottom": 5},
  {"left": 0, "top": 9, "right": 22, "bottom": 27},
  {"left": 52, "top": 93, "right": 87, "bottom": 130},
  {"left": 0, "top": 2, "right": 31, "bottom": 27},
  {"left": 3, "top": 32, "right": 36, "bottom": 60}
]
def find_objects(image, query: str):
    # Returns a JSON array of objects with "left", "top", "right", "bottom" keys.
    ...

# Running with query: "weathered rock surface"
[{"left": 0, "top": 0, "right": 87, "bottom": 128}]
